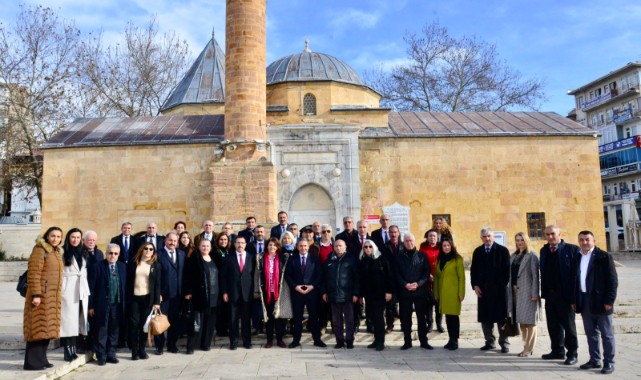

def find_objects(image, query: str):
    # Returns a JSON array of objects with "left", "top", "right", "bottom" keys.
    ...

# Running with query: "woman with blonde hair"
[
  {"left": 431, "top": 217, "right": 453, "bottom": 242},
  {"left": 508, "top": 232, "right": 541, "bottom": 357}
]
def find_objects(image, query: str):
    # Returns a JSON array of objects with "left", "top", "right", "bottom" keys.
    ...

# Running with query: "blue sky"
[{"left": 1, "top": 0, "right": 640, "bottom": 115}]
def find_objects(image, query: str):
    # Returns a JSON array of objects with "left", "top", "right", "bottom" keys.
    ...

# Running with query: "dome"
[
  {"left": 161, "top": 29, "right": 225, "bottom": 112},
  {"left": 266, "top": 40, "right": 364, "bottom": 86}
]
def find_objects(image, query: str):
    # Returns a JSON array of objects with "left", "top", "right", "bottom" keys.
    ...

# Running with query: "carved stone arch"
[{"left": 287, "top": 183, "right": 337, "bottom": 229}]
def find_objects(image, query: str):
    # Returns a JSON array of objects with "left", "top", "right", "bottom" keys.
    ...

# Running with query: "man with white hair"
[
  {"left": 471, "top": 227, "right": 511, "bottom": 353},
  {"left": 395, "top": 233, "right": 432, "bottom": 350}
]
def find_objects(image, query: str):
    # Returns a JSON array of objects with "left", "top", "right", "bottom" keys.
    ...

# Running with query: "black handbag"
[
  {"left": 503, "top": 316, "right": 520, "bottom": 337},
  {"left": 17, "top": 270, "right": 28, "bottom": 297},
  {"left": 181, "top": 301, "right": 201, "bottom": 334}
]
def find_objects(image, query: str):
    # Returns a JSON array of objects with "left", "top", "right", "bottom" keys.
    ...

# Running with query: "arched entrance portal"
[{"left": 289, "top": 184, "right": 336, "bottom": 229}]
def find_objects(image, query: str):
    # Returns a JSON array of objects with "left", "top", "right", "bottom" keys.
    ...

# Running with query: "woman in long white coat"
[
  {"left": 60, "top": 228, "right": 90, "bottom": 361},
  {"left": 507, "top": 232, "right": 541, "bottom": 357}
]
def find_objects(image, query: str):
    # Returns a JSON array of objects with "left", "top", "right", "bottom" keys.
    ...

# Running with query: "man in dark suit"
[
  {"left": 110, "top": 222, "right": 133, "bottom": 264},
  {"left": 246, "top": 225, "right": 266, "bottom": 256},
  {"left": 396, "top": 233, "right": 432, "bottom": 350},
  {"left": 154, "top": 232, "right": 185, "bottom": 354},
  {"left": 285, "top": 239, "right": 326, "bottom": 348},
  {"left": 221, "top": 235, "right": 255, "bottom": 350},
  {"left": 312, "top": 221, "right": 322, "bottom": 245},
  {"left": 133, "top": 222, "right": 164, "bottom": 255},
  {"left": 540, "top": 225, "right": 581, "bottom": 365},
  {"left": 574, "top": 231, "right": 618, "bottom": 374},
  {"left": 270, "top": 210, "right": 289, "bottom": 239},
  {"left": 88, "top": 244, "right": 126, "bottom": 365},
  {"left": 471, "top": 227, "right": 511, "bottom": 353},
  {"left": 370, "top": 214, "right": 391, "bottom": 250},
  {"left": 335, "top": 216, "right": 360, "bottom": 256},
  {"left": 238, "top": 216, "right": 256, "bottom": 245}
]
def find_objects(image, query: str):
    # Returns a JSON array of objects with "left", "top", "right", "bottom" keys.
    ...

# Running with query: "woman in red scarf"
[{"left": 258, "top": 238, "right": 289, "bottom": 348}]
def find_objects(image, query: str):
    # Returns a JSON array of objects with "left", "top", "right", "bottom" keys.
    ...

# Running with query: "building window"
[
  {"left": 603, "top": 185, "right": 610, "bottom": 195},
  {"left": 303, "top": 93, "right": 316, "bottom": 116},
  {"left": 526, "top": 213, "right": 545, "bottom": 239},
  {"left": 631, "top": 181, "right": 637, "bottom": 193},
  {"left": 625, "top": 126, "right": 632, "bottom": 138}
]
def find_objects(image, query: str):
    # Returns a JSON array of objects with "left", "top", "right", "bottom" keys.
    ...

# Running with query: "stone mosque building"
[{"left": 40, "top": 0, "right": 604, "bottom": 255}]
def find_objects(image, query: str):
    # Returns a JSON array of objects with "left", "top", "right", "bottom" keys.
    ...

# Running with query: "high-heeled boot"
[
  {"left": 63, "top": 346, "right": 73, "bottom": 362},
  {"left": 70, "top": 345, "right": 79, "bottom": 360}
]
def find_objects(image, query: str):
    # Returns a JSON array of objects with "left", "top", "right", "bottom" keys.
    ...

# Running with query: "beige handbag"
[
  {"left": 274, "top": 256, "right": 293, "bottom": 319},
  {"left": 147, "top": 309, "right": 170, "bottom": 347}
]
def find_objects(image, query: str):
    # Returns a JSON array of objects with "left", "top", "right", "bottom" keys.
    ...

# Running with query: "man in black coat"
[
  {"left": 322, "top": 239, "right": 360, "bottom": 349},
  {"left": 154, "top": 232, "right": 185, "bottom": 354},
  {"left": 88, "top": 244, "right": 126, "bottom": 365},
  {"left": 110, "top": 222, "right": 134, "bottom": 265},
  {"left": 335, "top": 216, "right": 361, "bottom": 256},
  {"left": 574, "top": 231, "right": 618, "bottom": 374},
  {"left": 221, "top": 235, "right": 255, "bottom": 350},
  {"left": 370, "top": 214, "right": 391, "bottom": 249},
  {"left": 470, "top": 227, "right": 510, "bottom": 353},
  {"left": 540, "top": 225, "right": 581, "bottom": 365},
  {"left": 395, "top": 233, "right": 432, "bottom": 350},
  {"left": 238, "top": 216, "right": 256, "bottom": 245},
  {"left": 285, "top": 239, "right": 326, "bottom": 348}
]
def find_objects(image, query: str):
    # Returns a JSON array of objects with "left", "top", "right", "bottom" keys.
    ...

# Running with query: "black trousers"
[
  {"left": 229, "top": 298, "right": 252, "bottom": 346},
  {"left": 426, "top": 291, "right": 442, "bottom": 327},
  {"left": 128, "top": 295, "right": 151, "bottom": 356},
  {"left": 365, "top": 298, "right": 386, "bottom": 344},
  {"left": 186, "top": 307, "right": 217, "bottom": 351},
  {"left": 318, "top": 294, "right": 331, "bottom": 329},
  {"left": 251, "top": 299, "right": 264, "bottom": 332},
  {"left": 155, "top": 296, "right": 181, "bottom": 350},
  {"left": 291, "top": 290, "right": 320, "bottom": 344},
  {"left": 545, "top": 291, "right": 578, "bottom": 357},
  {"left": 216, "top": 301, "right": 229, "bottom": 336},
  {"left": 399, "top": 296, "right": 428, "bottom": 344},
  {"left": 24, "top": 339, "right": 49, "bottom": 370},
  {"left": 445, "top": 314, "right": 460, "bottom": 342},
  {"left": 385, "top": 297, "right": 399, "bottom": 329},
  {"left": 94, "top": 302, "right": 121, "bottom": 361},
  {"left": 265, "top": 298, "right": 285, "bottom": 342}
]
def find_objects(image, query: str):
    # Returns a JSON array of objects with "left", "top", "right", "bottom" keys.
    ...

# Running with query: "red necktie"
[
  {"left": 239, "top": 253, "right": 244, "bottom": 272},
  {"left": 551, "top": 245, "right": 556, "bottom": 253}
]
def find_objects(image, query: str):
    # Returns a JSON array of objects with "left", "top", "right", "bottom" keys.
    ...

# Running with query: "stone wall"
[
  {"left": 0, "top": 224, "right": 41, "bottom": 259},
  {"left": 41, "top": 144, "right": 218, "bottom": 249},
  {"left": 359, "top": 135, "right": 605, "bottom": 257}
]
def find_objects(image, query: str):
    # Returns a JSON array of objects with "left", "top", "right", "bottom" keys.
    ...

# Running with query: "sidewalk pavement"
[{"left": 1, "top": 260, "right": 639, "bottom": 379}]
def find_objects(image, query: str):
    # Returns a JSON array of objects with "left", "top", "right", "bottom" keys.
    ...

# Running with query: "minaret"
[
  {"left": 224, "top": 0, "right": 267, "bottom": 159},
  {"left": 211, "top": 0, "right": 276, "bottom": 223}
]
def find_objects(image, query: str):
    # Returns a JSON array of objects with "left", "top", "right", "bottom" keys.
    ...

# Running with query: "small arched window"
[{"left": 303, "top": 93, "right": 317, "bottom": 116}]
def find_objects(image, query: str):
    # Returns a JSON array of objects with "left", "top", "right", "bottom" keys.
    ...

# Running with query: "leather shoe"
[
  {"left": 334, "top": 341, "right": 345, "bottom": 349},
  {"left": 448, "top": 342, "right": 459, "bottom": 351},
  {"left": 244, "top": 344, "right": 252, "bottom": 349},
  {"left": 97, "top": 360, "right": 106, "bottom": 366},
  {"left": 541, "top": 352, "right": 565, "bottom": 360},
  {"left": 277, "top": 341, "right": 287, "bottom": 348},
  {"left": 500, "top": 345, "right": 509, "bottom": 354},
  {"left": 106, "top": 357, "right": 119, "bottom": 364},
  {"left": 437, "top": 325, "right": 445, "bottom": 333},
  {"left": 444, "top": 341, "right": 453, "bottom": 349},
  {"left": 314, "top": 340, "right": 327, "bottom": 348},
  {"left": 400, "top": 342, "right": 412, "bottom": 350},
  {"left": 229, "top": 344, "right": 237, "bottom": 350},
  {"left": 564, "top": 356, "right": 578, "bottom": 365},
  {"left": 154, "top": 348, "right": 163, "bottom": 355},
  {"left": 580, "top": 361, "right": 602, "bottom": 370},
  {"left": 288, "top": 342, "right": 300, "bottom": 349},
  {"left": 139, "top": 352, "right": 149, "bottom": 360},
  {"left": 375, "top": 344, "right": 385, "bottom": 351},
  {"left": 186, "top": 349, "right": 194, "bottom": 355},
  {"left": 601, "top": 363, "right": 614, "bottom": 374},
  {"left": 367, "top": 342, "right": 377, "bottom": 349},
  {"left": 44, "top": 363, "right": 54, "bottom": 368},
  {"left": 420, "top": 342, "right": 434, "bottom": 350},
  {"left": 167, "top": 347, "right": 179, "bottom": 353},
  {"left": 480, "top": 344, "right": 495, "bottom": 351},
  {"left": 264, "top": 342, "right": 273, "bottom": 348},
  {"left": 346, "top": 341, "right": 354, "bottom": 349},
  {"left": 131, "top": 354, "right": 139, "bottom": 361}
]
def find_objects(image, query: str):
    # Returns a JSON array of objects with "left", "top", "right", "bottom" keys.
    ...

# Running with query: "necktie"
[
  {"left": 485, "top": 246, "right": 491, "bottom": 254},
  {"left": 239, "top": 253, "right": 245, "bottom": 272},
  {"left": 301, "top": 255, "right": 307, "bottom": 274},
  {"left": 383, "top": 230, "right": 388, "bottom": 244},
  {"left": 170, "top": 250, "right": 175, "bottom": 264},
  {"left": 110, "top": 264, "right": 115, "bottom": 274},
  {"left": 361, "top": 236, "right": 365, "bottom": 245},
  {"left": 258, "top": 242, "right": 263, "bottom": 254},
  {"left": 124, "top": 236, "right": 129, "bottom": 254},
  {"left": 551, "top": 245, "right": 556, "bottom": 253}
]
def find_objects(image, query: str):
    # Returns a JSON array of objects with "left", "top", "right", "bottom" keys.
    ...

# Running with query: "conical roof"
[{"left": 161, "top": 30, "right": 225, "bottom": 112}]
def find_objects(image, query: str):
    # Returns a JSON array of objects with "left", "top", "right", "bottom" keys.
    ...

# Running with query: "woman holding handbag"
[
  {"left": 508, "top": 232, "right": 541, "bottom": 357},
  {"left": 126, "top": 242, "right": 161, "bottom": 360},
  {"left": 183, "top": 239, "right": 220, "bottom": 353},
  {"left": 23, "top": 227, "right": 64, "bottom": 371},
  {"left": 258, "top": 238, "right": 289, "bottom": 348}
]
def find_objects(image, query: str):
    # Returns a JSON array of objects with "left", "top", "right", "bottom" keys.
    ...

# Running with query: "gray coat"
[{"left": 507, "top": 251, "right": 541, "bottom": 325}]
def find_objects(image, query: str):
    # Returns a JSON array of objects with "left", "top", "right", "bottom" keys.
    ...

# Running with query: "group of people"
[{"left": 22, "top": 213, "right": 619, "bottom": 375}]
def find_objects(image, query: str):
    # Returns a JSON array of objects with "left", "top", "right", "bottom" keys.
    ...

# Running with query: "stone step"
[{"left": 0, "top": 262, "right": 27, "bottom": 282}]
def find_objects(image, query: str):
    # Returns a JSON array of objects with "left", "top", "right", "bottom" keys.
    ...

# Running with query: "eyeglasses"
[
  {"left": 143, "top": 247, "right": 154, "bottom": 251},
  {"left": 322, "top": 230, "right": 331, "bottom": 233},
  {"left": 363, "top": 245, "right": 373, "bottom": 249},
  {"left": 107, "top": 252, "right": 119, "bottom": 255}
]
